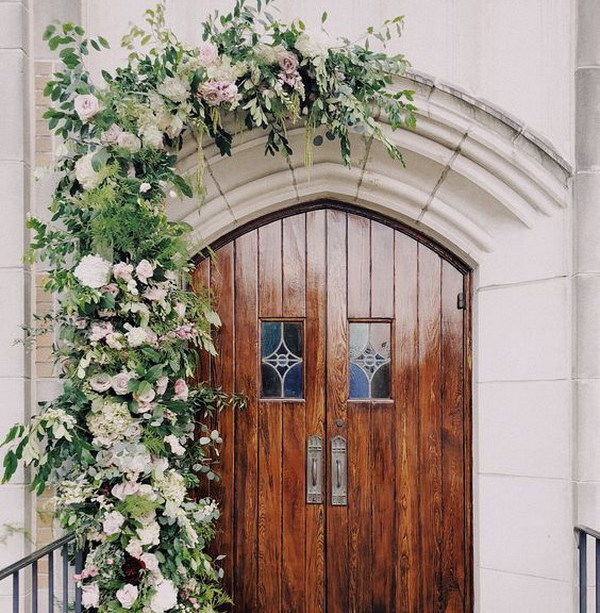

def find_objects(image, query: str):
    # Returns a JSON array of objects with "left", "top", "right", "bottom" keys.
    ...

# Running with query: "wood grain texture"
[
  {"left": 441, "top": 261, "right": 466, "bottom": 612},
  {"left": 325, "top": 209, "right": 349, "bottom": 613},
  {"left": 233, "top": 230, "right": 259, "bottom": 611},
  {"left": 305, "top": 210, "right": 327, "bottom": 613},
  {"left": 370, "top": 222, "right": 394, "bottom": 318},
  {"left": 347, "top": 214, "right": 370, "bottom": 318},
  {"left": 192, "top": 206, "right": 471, "bottom": 613},
  {"left": 394, "top": 233, "right": 421, "bottom": 613},
  {"left": 257, "top": 220, "right": 283, "bottom": 612},
  {"left": 209, "top": 242, "right": 235, "bottom": 595},
  {"left": 259, "top": 220, "right": 283, "bottom": 317},
  {"left": 282, "top": 215, "right": 306, "bottom": 318},
  {"left": 418, "top": 245, "right": 443, "bottom": 613}
]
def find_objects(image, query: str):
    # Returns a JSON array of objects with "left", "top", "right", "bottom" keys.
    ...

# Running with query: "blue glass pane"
[
  {"left": 349, "top": 363, "right": 369, "bottom": 399},
  {"left": 261, "top": 321, "right": 282, "bottom": 358},
  {"left": 371, "top": 362, "right": 390, "bottom": 398},
  {"left": 261, "top": 363, "right": 282, "bottom": 398},
  {"left": 348, "top": 322, "right": 391, "bottom": 399},
  {"left": 261, "top": 320, "right": 303, "bottom": 399},
  {"left": 283, "top": 363, "right": 303, "bottom": 398}
]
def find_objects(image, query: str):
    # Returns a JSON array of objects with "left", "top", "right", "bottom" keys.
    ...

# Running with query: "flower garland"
[{"left": 1, "top": 1, "right": 415, "bottom": 611}]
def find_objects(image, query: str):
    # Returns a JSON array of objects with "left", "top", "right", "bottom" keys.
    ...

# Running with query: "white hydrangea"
[
  {"left": 74, "top": 152, "right": 102, "bottom": 190},
  {"left": 73, "top": 254, "right": 112, "bottom": 289},
  {"left": 157, "top": 76, "right": 190, "bottom": 103},
  {"left": 124, "top": 325, "right": 148, "bottom": 348},
  {"left": 254, "top": 42, "right": 285, "bottom": 64},
  {"left": 156, "top": 470, "right": 186, "bottom": 518},
  {"left": 295, "top": 30, "right": 330, "bottom": 58},
  {"left": 140, "top": 124, "right": 164, "bottom": 149},
  {"left": 206, "top": 56, "right": 246, "bottom": 81},
  {"left": 87, "top": 400, "right": 133, "bottom": 447}
]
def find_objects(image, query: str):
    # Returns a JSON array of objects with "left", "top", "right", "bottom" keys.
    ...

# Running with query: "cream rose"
[
  {"left": 136, "top": 259, "right": 154, "bottom": 282},
  {"left": 75, "top": 152, "right": 102, "bottom": 190},
  {"left": 89, "top": 373, "right": 112, "bottom": 393},
  {"left": 157, "top": 76, "right": 190, "bottom": 103},
  {"left": 133, "top": 387, "right": 156, "bottom": 404},
  {"left": 116, "top": 583, "right": 138, "bottom": 610},
  {"left": 102, "top": 510, "right": 125, "bottom": 535},
  {"left": 295, "top": 31, "right": 330, "bottom": 58},
  {"left": 116, "top": 131, "right": 141, "bottom": 152},
  {"left": 125, "top": 326, "right": 148, "bottom": 348},
  {"left": 81, "top": 583, "right": 99, "bottom": 609},
  {"left": 100, "top": 123, "right": 123, "bottom": 145},
  {"left": 150, "top": 579, "right": 178, "bottom": 613},
  {"left": 74, "top": 255, "right": 112, "bottom": 289},
  {"left": 74, "top": 94, "right": 100, "bottom": 122}
]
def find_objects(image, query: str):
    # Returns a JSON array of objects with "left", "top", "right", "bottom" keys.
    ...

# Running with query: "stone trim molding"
[{"left": 173, "top": 72, "right": 571, "bottom": 264}]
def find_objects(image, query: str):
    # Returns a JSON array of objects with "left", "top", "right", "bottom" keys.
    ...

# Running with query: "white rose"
[
  {"left": 125, "top": 422, "right": 143, "bottom": 439},
  {"left": 89, "top": 372, "right": 112, "bottom": 393},
  {"left": 74, "top": 153, "right": 101, "bottom": 190},
  {"left": 74, "top": 254, "right": 112, "bottom": 288},
  {"left": 156, "top": 376, "right": 169, "bottom": 395},
  {"left": 100, "top": 123, "right": 123, "bottom": 144},
  {"left": 150, "top": 579, "right": 178, "bottom": 613},
  {"left": 116, "top": 131, "right": 142, "bottom": 152},
  {"left": 137, "top": 520, "right": 160, "bottom": 546},
  {"left": 125, "top": 326, "right": 148, "bottom": 348},
  {"left": 164, "top": 434, "right": 186, "bottom": 456},
  {"left": 136, "top": 259, "right": 154, "bottom": 282},
  {"left": 81, "top": 582, "right": 99, "bottom": 609},
  {"left": 140, "top": 552, "right": 161, "bottom": 574},
  {"left": 295, "top": 31, "right": 330, "bottom": 58},
  {"left": 158, "top": 76, "right": 190, "bottom": 103},
  {"left": 198, "top": 41, "right": 219, "bottom": 67},
  {"left": 112, "top": 481, "right": 139, "bottom": 500},
  {"left": 141, "top": 124, "right": 164, "bottom": 149},
  {"left": 125, "top": 538, "right": 143, "bottom": 558},
  {"left": 102, "top": 510, "right": 125, "bottom": 535},
  {"left": 116, "top": 583, "right": 138, "bottom": 610},
  {"left": 74, "top": 94, "right": 100, "bottom": 122},
  {"left": 139, "top": 182, "right": 152, "bottom": 193},
  {"left": 112, "top": 372, "right": 133, "bottom": 395}
]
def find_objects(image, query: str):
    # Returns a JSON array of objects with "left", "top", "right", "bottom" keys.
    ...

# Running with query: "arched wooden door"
[{"left": 193, "top": 204, "right": 472, "bottom": 613}]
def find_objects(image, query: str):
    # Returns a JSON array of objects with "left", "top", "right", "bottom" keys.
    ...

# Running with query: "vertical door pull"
[
  {"left": 331, "top": 436, "right": 347, "bottom": 506},
  {"left": 306, "top": 435, "right": 323, "bottom": 504}
]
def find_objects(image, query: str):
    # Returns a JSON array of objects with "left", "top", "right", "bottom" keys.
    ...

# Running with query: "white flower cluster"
[{"left": 87, "top": 399, "right": 133, "bottom": 447}]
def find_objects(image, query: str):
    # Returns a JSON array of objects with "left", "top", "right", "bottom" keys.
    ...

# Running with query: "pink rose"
[
  {"left": 113, "top": 262, "right": 134, "bottom": 282},
  {"left": 135, "top": 259, "right": 154, "bottom": 283},
  {"left": 100, "top": 123, "right": 123, "bottom": 145},
  {"left": 156, "top": 376, "right": 169, "bottom": 395},
  {"left": 89, "top": 321, "right": 113, "bottom": 342},
  {"left": 277, "top": 50, "right": 299, "bottom": 73},
  {"left": 112, "top": 372, "right": 133, "bottom": 395},
  {"left": 112, "top": 481, "right": 139, "bottom": 500},
  {"left": 102, "top": 283, "right": 119, "bottom": 297},
  {"left": 74, "top": 94, "right": 100, "bottom": 122},
  {"left": 173, "top": 378, "right": 189, "bottom": 401},
  {"left": 198, "top": 41, "right": 219, "bottom": 67},
  {"left": 198, "top": 81, "right": 238, "bottom": 106}
]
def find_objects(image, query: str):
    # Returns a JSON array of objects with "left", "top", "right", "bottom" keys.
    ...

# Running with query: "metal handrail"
[
  {"left": 0, "top": 533, "right": 83, "bottom": 613},
  {"left": 575, "top": 525, "right": 600, "bottom": 613}
]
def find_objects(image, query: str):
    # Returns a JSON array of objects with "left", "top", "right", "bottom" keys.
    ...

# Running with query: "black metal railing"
[
  {"left": 0, "top": 534, "right": 82, "bottom": 613},
  {"left": 576, "top": 525, "right": 600, "bottom": 613}
]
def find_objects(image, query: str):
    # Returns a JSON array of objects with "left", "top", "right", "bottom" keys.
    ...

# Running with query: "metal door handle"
[
  {"left": 331, "top": 436, "right": 347, "bottom": 506},
  {"left": 306, "top": 436, "right": 323, "bottom": 504}
]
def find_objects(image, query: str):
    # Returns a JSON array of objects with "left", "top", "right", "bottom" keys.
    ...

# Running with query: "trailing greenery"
[{"left": 1, "top": 1, "right": 414, "bottom": 611}]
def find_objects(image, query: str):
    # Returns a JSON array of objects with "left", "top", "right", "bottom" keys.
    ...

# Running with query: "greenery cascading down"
[{"left": 0, "top": 1, "right": 415, "bottom": 611}]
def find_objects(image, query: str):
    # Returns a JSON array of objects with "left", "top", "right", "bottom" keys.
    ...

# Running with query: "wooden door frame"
[{"left": 192, "top": 199, "right": 474, "bottom": 612}]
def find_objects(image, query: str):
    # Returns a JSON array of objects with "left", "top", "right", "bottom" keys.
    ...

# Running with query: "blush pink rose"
[
  {"left": 277, "top": 50, "right": 299, "bottom": 73},
  {"left": 113, "top": 262, "right": 134, "bottom": 282},
  {"left": 74, "top": 94, "right": 100, "bottom": 122},
  {"left": 89, "top": 321, "right": 113, "bottom": 342},
  {"left": 173, "top": 378, "right": 189, "bottom": 401},
  {"left": 135, "top": 259, "right": 154, "bottom": 283},
  {"left": 198, "top": 41, "right": 219, "bottom": 67},
  {"left": 156, "top": 376, "right": 169, "bottom": 395}
]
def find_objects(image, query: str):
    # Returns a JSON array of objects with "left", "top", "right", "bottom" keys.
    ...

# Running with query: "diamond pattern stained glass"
[
  {"left": 349, "top": 322, "right": 391, "bottom": 399},
  {"left": 261, "top": 321, "right": 303, "bottom": 398}
]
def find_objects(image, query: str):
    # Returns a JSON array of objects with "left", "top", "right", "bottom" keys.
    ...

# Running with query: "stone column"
[
  {"left": 575, "top": 0, "right": 600, "bottom": 555},
  {"left": 0, "top": 0, "right": 34, "bottom": 584}
]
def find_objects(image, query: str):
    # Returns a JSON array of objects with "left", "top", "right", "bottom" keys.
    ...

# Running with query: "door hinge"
[{"left": 457, "top": 291, "right": 466, "bottom": 310}]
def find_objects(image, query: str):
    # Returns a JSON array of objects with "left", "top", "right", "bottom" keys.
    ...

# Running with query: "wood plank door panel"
[{"left": 194, "top": 206, "right": 471, "bottom": 613}]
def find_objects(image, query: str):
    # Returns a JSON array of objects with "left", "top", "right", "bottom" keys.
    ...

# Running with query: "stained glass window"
[
  {"left": 349, "top": 322, "right": 391, "bottom": 399},
  {"left": 261, "top": 321, "right": 303, "bottom": 398}
]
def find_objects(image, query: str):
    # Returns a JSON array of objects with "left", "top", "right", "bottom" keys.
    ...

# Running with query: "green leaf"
[{"left": 321, "top": 11, "right": 328, "bottom": 23}]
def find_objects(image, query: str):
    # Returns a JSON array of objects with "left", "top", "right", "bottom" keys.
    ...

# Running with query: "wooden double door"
[{"left": 193, "top": 205, "right": 472, "bottom": 613}]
